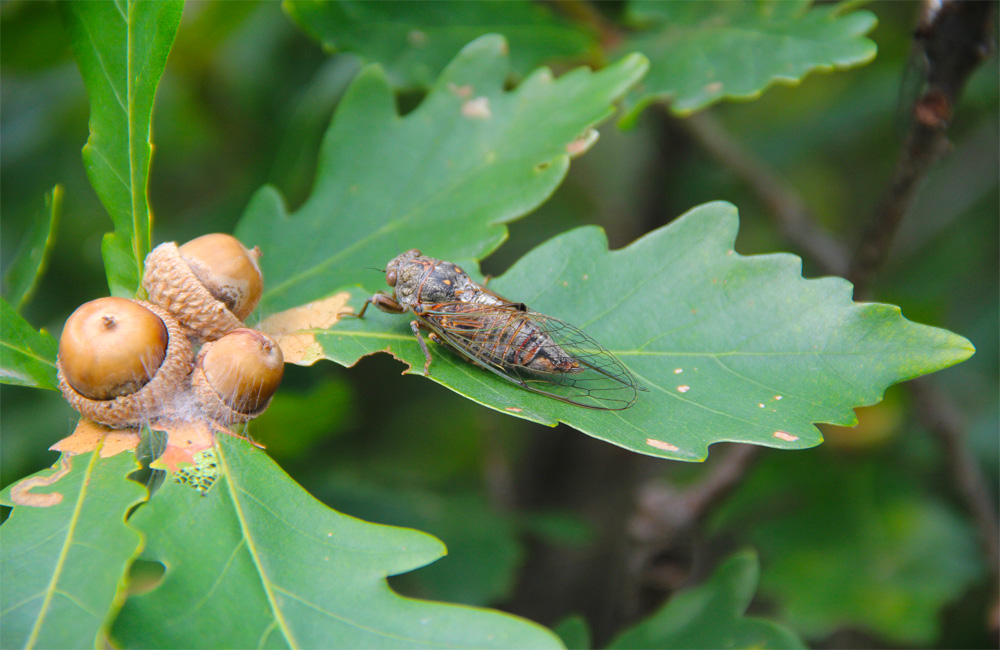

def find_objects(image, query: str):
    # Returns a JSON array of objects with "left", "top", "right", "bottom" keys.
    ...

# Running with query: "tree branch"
[
  {"left": 910, "top": 377, "right": 1000, "bottom": 578},
  {"left": 648, "top": 0, "right": 999, "bottom": 607},
  {"left": 848, "top": 0, "right": 995, "bottom": 299},
  {"left": 679, "top": 110, "right": 849, "bottom": 276}
]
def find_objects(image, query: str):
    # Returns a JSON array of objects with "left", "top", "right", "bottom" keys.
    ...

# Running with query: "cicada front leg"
[{"left": 353, "top": 292, "right": 406, "bottom": 318}]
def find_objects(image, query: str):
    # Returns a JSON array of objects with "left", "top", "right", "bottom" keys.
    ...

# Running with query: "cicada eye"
[
  {"left": 386, "top": 269, "right": 397, "bottom": 287},
  {"left": 406, "top": 248, "right": 421, "bottom": 257}
]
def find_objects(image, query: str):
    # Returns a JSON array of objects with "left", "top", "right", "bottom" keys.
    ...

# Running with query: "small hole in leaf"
[{"left": 127, "top": 560, "right": 165, "bottom": 596}]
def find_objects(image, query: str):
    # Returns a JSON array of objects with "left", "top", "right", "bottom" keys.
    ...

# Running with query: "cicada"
[{"left": 356, "top": 249, "right": 644, "bottom": 410}]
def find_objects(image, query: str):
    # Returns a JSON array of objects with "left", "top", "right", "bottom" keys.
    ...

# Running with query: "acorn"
[
  {"left": 191, "top": 328, "right": 284, "bottom": 424},
  {"left": 57, "top": 298, "right": 193, "bottom": 428},
  {"left": 143, "top": 234, "right": 263, "bottom": 342}
]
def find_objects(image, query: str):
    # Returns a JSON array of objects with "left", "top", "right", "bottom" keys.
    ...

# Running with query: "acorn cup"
[
  {"left": 192, "top": 328, "right": 284, "bottom": 425},
  {"left": 57, "top": 297, "right": 194, "bottom": 428},
  {"left": 143, "top": 233, "right": 263, "bottom": 342}
]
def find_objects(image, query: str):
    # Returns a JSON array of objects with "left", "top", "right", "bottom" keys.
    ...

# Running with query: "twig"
[
  {"left": 626, "top": 444, "right": 762, "bottom": 593},
  {"left": 910, "top": 377, "right": 1000, "bottom": 579},
  {"left": 848, "top": 0, "right": 995, "bottom": 299},
  {"left": 843, "top": 0, "right": 1000, "bottom": 592},
  {"left": 659, "top": 0, "right": 999, "bottom": 605},
  {"left": 680, "top": 110, "right": 849, "bottom": 276}
]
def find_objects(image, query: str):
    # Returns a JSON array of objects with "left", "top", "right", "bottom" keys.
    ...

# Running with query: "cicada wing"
[
  {"left": 418, "top": 302, "right": 641, "bottom": 410},
  {"left": 511, "top": 311, "right": 642, "bottom": 410}
]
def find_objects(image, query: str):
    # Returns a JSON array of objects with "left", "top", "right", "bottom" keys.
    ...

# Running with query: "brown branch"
[
  {"left": 626, "top": 444, "right": 762, "bottom": 595},
  {"left": 680, "top": 110, "right": 849, "bottom": 276},
  {"left": 848, "top": 0, "right": 995, "bottom": 299},
  {"left": 910, "top": 377, "right": 1000, "bottom": 580},
  {"left": 844, "top": 0, "right": 1000, "bottom": 593},
  {"left": 631, "top": 1, "right": 998, "bottom": 621}
]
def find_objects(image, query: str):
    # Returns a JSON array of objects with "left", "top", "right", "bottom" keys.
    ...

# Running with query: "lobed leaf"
[
  {"left": 235, "top": 35, "right": 648, "bottom": 313},
  {"left": 714, "top": 450, "right": 984, "bottom": 645},
  {"left": 321, "top": 478, "right": 523, "bottom": 606},
  {"left": 311, "top": 202, "right": 974, "bottom": 461},
  {"left": 607, "top": 550, "right": 805, "bottom": 649},
  {"left": 58, "top": 0, "right": 183, "bottom": 296},
  {"left": 285, "top": 0, "right": 597, "bottom": 91},
  {"left": 0, "top": 297, "right": 59, "bottom": 390},
  {"left": 2, "top": 185, "right": 62, "bottom": 311},
  {"left": 111, "top": 435, "right": 562, "bottom": 649},
  {"left": 0, "top": 448, "right": 146, "bottom": 650},
  {"left": 618, "top": 0, "right": 877, "bottom": 121}
]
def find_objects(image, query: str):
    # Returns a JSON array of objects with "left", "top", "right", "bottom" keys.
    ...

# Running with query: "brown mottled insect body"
[{"left": 357, "top": 249, "right": 642, "bottom": 410}]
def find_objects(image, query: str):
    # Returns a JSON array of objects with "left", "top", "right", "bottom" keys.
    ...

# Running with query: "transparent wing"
[{"left": 416, "top": 301, "right": 643, "bottom": 410}]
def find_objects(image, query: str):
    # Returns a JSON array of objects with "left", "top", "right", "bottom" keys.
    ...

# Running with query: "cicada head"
[
  {"left": 385, "top": 249, "right": 421, "bottom": 287},
  {"left": 385, "top": 249, "right": 428, "bottom": 307}
]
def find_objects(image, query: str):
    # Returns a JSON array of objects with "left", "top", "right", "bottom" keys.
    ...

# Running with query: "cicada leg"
[
  {"left": 411, "top": 320, "right": 434, "bottom": 375},
  {"left": 349, "top": 293, "right": 406, "bottom": 318}
]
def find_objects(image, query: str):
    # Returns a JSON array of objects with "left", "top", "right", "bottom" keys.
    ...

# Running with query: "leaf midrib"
[
  {"left": 25, "top": 452, "right": 98, "bottom": 649},
  {"left": 126, "top": 0, "right": 145, "bottom": 279},
  {"left": 218, "top": 443, "right": 300, "bottom": 649}
]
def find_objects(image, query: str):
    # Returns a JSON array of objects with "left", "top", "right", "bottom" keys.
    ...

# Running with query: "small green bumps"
[{"left": 174, "top": 448, "right": 220, "bottom": 495}]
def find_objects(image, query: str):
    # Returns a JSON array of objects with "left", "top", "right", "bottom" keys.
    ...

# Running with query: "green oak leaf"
[
  {"left": 0, "top": 448, "right": 146, "bottom": 650},
  {"left": 618, "top": 0, "right": 877, "bottom": 121},
  {"left": 320, "top": 477, "right": 523, "bottom": 606},
  {"left": 713, "top": 450, "right": 984, "bottom": 645},
  {"left": 0, "top": 297, "right": 58, "bottom": 390},
  {"left": 2, "top": 185, "right": 62, "bottom": 311},
  {"left": 111, "top": 435, "right": 561, "bottom": 649},
  {"left": 607, "top": 550, "right": 805, "bottom": 649},
  {"left": 310, "top": 202, "right": 973, "bottom": 461},
  {"left": 58, "top": 0, "right": 183, "bottom": 296},
  {"left": 285, "top": 0, "right": 597, "bottom": 91},
  {"left": 235, "top": 35, "right": 648, "bottom": 313}
]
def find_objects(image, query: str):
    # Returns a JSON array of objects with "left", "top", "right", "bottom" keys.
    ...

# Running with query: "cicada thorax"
[{"left": 391, "top": 253, "right": 472, "bottom": 307}]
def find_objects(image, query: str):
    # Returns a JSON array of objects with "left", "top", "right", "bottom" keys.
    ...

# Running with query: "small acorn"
[
  {"left": 192, "top": 328, "right": 284, "bottom": 424},
  {"left": 143, "top": 234, "right": 263, "bottom": 342},
  {"left": 57, "top": 298, "right": 193, "bottom": 427}
]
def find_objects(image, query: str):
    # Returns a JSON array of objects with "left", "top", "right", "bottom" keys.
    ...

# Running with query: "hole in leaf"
[{"left": 127, "top": 559, "right": 165, "bottom": 596}]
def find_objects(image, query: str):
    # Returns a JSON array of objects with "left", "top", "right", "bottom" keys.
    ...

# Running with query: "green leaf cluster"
[{"left": 2, "top": 1, "right": 994, "bottom": 648}]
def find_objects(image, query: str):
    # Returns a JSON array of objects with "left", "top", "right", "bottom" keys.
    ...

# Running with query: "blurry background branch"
[
  {"left": 849, "top": 0, "right": 996, "bottom": 298},
  {"left": 631, "top": 0, "right": 998, "bottom": 613}
]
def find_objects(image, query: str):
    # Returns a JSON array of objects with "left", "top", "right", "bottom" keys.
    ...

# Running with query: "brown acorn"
[
  {"left": 57, "top": 298, "right": 193, "bottom": 428},
  {"left": 143, "top": 234, "right": 263, "bottom": 342},
  {"left": 192, "top": 328, "right": 284, "bottom": 424}
]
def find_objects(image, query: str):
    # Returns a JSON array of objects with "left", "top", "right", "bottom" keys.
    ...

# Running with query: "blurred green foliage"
[{"left": 1, "top": 1, "right": 996, "bottom": 647}]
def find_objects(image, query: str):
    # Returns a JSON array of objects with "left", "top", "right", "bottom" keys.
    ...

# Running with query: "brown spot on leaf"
[
  {"left": 407, "top": 29, "right": 426, "bottom": 47},
  {"left": 505, "top": 407, "right": 523, "bottom": 413},
  {"left": 566, "top": 129, "right": 599, "bottom": 158},
  {"left": 259, "top": 292, "right": 351, "bottom": 365},
  {"left": 149, "top": 420, "right": 218, "bottom": 473},
  {"left": 448, "top": 83, "right": 473, "bottom": 99},
  {"left": 461, "top": 97, "right": 491, "bottom": 120},
  {"left": 646, "top": 438, "right": 679, "bottom": 452},
  {"left": 705, "top": 82, "right": 724, "bottom": 95},
  {"left": 677, "top": 385, "right": 690, "bottom": 393},
  {"left": 50, "top": 418, "right": 141, "bottom": 458},
  {"left": 773, "top": 431, "right": 799, "bottom": 442},
  {"left": 10, "top": 456, "right": 73, "bottom": 507}
]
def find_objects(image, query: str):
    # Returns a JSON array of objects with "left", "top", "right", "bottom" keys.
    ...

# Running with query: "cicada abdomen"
[{"left": 417, "top": 301, "right": 642, "bottom": 410}]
